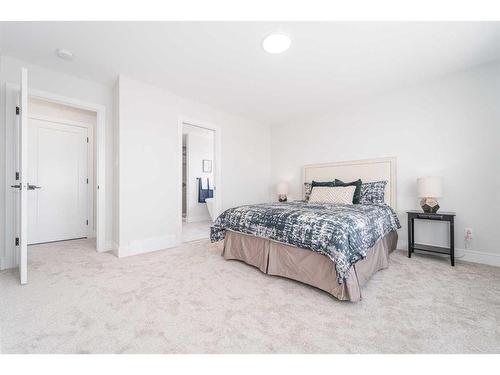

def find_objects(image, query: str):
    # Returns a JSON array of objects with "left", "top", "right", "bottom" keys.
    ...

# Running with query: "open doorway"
[
  {"left": 27, "top": 98, "right": 97, "bottom": 249},
  {"left": 181, "top": 122, "right": 216, "bottom": 242},
  {"left": 4, "top": 74, "right": 107, "bottom": 284}
]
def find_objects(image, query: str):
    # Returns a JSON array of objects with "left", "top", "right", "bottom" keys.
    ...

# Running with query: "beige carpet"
[
  {"left": 182, "top": 220, "right": 212, "bottom": 243},
  {"left": 0, "top": 238, "right": 499, "bottom": 354}
]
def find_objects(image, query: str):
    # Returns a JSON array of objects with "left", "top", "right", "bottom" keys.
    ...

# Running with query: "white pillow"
[{"left": 308, "top": 186, "right": 356, "bottom": 204}]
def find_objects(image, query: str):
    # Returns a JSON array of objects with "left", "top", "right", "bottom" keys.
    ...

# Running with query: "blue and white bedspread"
[{"left": 210, "top": 201, "right": 400, "bottom": 283}]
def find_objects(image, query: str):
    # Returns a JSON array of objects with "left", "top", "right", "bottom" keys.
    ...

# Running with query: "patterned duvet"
[{"left": 210, "top": 201, "right": 400, "bottom": 283}]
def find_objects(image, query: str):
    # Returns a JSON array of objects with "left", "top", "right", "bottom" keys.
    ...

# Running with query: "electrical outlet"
[{"left": 464, "top": 228, "right": 473, "bottom": 241}]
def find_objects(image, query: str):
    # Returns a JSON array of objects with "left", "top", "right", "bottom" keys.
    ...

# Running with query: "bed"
[{"left": 210, "top": 157, "right": 400, "bottom": 302}]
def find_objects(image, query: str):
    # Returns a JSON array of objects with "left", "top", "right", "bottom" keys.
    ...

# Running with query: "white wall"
[
  {"left": 183, "top": 124, "right": 214, "bottom": 223},
  {"left": 117, "top": 75, "right": 271, "bottom": 257},
  {"left": 0, "top": 55, "right": 115, "bottom": 269},
  {"left": 271, "top": 61, "right": 500, "bottom": 266}
]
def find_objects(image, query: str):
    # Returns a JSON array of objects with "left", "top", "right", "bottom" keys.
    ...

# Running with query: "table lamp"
[{"left": 417, "top": 176, "right": 443, "bottom": 213}]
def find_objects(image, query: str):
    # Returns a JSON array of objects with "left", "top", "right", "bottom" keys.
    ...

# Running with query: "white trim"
[
  {"left": 396, "top": 240, "right": 500, "bottom": 267},
  {"left": 28, "top": 113, "right": 92, "bottom": 129},
  {"left": 4, "top": 84, "right": 19, "bottom": 269},
  {"left": 117, "top": 234, "right": 178, "bottom": 258},
  {"left": 104, "top": 240, "right": 115, "bottom": 251},
  {"left": 458, "top": 248, "right": 500, "bottom": 267},
  {"left": 87, "top": 123, "right": 96, "bottom": 238},
  {"left": 177, "top": 116, "right": 221, "bottom": 244},
  {"left": 4, "top": 83, "right": 107, "bottom": 272},
  {"left": 102, "top": 240, "right": 118, "bottom": 257},
  {"left": 28, "top": 88, "right": 106, "bottom": 252},
  {"left": 303, "top": 156, "right": 397, "bottom": 209},
  {"left": 184, "top": 133, "right": 190, "bottom": 222}
]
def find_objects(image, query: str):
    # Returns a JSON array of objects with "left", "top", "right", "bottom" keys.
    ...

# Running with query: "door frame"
[
  {"left": 27, "top": 113, "right": 95, "bottom": 240},
  {"left": 182, "top": 133, "right": 191, "bottom": 222},
  {"left": 4, "top": 84, "right": 107, "bottom": 268},
  {"left": 177, "top": 116, "right": 221, "bottom": 242}
]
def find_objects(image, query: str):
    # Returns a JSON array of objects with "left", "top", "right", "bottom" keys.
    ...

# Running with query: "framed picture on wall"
[{"left": 203, "top": 159, "right": 212, "bottom": 173}]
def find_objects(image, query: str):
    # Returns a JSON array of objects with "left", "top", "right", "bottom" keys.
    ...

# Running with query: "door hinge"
[
  {"left": 86, "top": 178, "right": 88, "bottom": 184},
  {"left": 16, "top": 106, "right": 20, "bottom": 115},
  {"left": 15, "top": 172, "right": 19, "bottom": 181},
  {"left": 86, "top": 220, "right": 88, "bottom": 226},
  {"left": 15, "top": 237, "right": 19, "bottom": 246}
]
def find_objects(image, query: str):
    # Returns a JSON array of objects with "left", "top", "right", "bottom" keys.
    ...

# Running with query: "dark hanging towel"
[{"left": 197, "top": 177, "right": 214, "bottom": 203}]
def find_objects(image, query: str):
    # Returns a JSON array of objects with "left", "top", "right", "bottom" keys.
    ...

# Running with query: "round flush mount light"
[
  {"left": 56, "top": 48, "right": 74, "bottom": 60},
  {"left": 262, "top": 33, "right": 292, "bottom": 54}
]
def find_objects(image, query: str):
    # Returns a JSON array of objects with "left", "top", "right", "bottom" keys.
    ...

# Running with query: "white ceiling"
[{"left": 1, "top": 22, "right": 499, "bottom": 124}]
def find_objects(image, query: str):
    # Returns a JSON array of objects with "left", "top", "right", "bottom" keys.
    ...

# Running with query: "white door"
[
  {"left": 27, "top": 118, "right": 89, "bottom": 244},
  {"left": 13, "top": 68, "right": 29, "bottom": 284}
]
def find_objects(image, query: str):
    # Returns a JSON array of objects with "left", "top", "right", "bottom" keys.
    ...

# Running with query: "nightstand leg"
[
  {"left": 411, "top": 218, "right": 415, "bottom": 253},
  {"left": 450, "top": 219, "right": 455, "bottom": 266},
  {"left": 407, "top": 217, "right": 412, "bottom": 258}
]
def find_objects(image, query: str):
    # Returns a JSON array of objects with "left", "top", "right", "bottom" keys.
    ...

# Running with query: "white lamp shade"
[
  {"left": 417, "top": 176, "right": 443, "bottom": 198},
  {"left": 276, "top": 182, "right": 289, "bottom": 195}
]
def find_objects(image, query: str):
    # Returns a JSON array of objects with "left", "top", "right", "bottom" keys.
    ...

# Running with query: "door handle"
[
  {"left": 27, "top": 184, "right": 42, "bottom": 190},
  {"left": 11, "top": 184, "right": 21, "bottom": 189}
]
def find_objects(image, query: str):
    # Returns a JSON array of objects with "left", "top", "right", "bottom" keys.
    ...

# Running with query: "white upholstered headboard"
[{"left": 303, "top": 157, "right": 397, "bottom": 209}]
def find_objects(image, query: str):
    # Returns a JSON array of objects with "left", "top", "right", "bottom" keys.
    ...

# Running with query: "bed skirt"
[{"left": 221, "top": 230, "right": 398, "bottom": 302}]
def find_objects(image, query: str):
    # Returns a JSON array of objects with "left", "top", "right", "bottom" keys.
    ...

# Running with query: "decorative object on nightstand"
[
  {"left": 417, "top": 176, "right": 442, "bottom": 213},
  {"left": 277, "top": 181, "right": 289, "bottom": 202},
  {"left": 407, "top": 210, "right": 456, "bottom": 266}
]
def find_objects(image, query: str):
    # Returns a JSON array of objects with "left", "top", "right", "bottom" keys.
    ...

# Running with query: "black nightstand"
[{"left": 407, "top": 210, "right": 456, "bottom": 266}]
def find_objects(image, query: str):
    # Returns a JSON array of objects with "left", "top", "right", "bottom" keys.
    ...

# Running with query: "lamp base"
[
  {"left": 278, "top": 194, "right": 288, "bottom": 202},
  {"left": 420, "top": 198, "right": 440, "bottom": 213}
]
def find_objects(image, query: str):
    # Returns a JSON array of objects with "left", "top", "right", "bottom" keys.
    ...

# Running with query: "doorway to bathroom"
[{"left": 179, "top": 120, "right": 219, "bottom": 243}]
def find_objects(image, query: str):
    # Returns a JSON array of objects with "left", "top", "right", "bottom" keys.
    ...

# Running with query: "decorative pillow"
[
  {"left": 334, "top": 179, "right": 362, "bottom": 204},
  {"left": 359, "top": 181, "right": 387, "bottom": 204},
  {"left": 304, "top": 182, "right": 313, "bottom": 201},
  {"left": 308, "top": 186, "right": 356, "bottom": 204}
]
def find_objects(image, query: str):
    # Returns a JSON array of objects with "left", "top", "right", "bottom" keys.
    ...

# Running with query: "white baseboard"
[
  {"left": 101, "top": 240, "right": 117, "bottom": 252},
  {"left": 1, "top": 236, "right": 180, "bottom": 268},
  {"left": 0, "top": 256, "right": 17, "bottom": 270},
  {"left": 457, "top": 248, "right": 500, "bottom": 267},
  {"left": 117, "top": 234, "right": 178, "bottom": 258},
  {"left": 109, "top": 242, "right": 119, "bottom": 257},
  {"left": 396, "top": 240, "right": 500, "bottom": 267}
]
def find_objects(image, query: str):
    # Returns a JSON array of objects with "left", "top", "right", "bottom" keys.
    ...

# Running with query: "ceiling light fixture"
[
  {"left": 56, "top": 48, "right": 74, "bottom": 60},
  {"left": 262, "top": 33, "right": 291, "bottom": 54}
]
